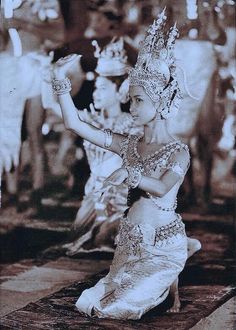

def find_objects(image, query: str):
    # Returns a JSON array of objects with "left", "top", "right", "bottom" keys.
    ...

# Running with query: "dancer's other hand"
[
  {"left": 89, "top": 103, "right": 96, "bottom": 115},
  {"left": 92, "top": 168, "right": 128, "bottom": 204},
  {"left": 53, "top": 54, "right": 81, "bottom": 79},
  {"left": 77, "top": 108, "right": 92, "bottom": 123},
  {"left": 103, "top": 168, "right": 128, "bottom": 187}
]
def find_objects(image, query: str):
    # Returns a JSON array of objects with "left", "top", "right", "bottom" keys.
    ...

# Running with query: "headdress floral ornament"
[
  {"left": 129, "top": 9, "right": 183, "bottom": 119},
  {"left": 27, "top": 0, "right": 59, "bottom": 21},
  {"left": 92, "top": 37, "right": 129, "bottom": 77}
]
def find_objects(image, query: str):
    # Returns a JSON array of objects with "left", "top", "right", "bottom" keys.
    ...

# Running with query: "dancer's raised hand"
[{"left": 53, "top": 54, "right": 81, "bottom": 79}]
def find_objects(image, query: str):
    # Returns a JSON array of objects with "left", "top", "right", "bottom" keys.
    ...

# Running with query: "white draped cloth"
[
  {"left": 168, "top": 39, "right": 217, "bottom": 138},
  {"left": 0, "top": 52, "right": 57, "bottom": 175},
  {"left": 76, "top": 218, "right": 187, "bottom": 319}
]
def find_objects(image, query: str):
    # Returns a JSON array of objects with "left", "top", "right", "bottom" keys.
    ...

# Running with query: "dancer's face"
[
  {"left": 129, "top": 85, "right": 157, "bottom": 125},
  {"left": 93, "top": 77, "right": 119, "bottom": 110}
]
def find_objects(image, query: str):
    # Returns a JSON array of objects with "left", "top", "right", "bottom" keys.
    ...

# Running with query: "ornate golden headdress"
[
  {"left": 92, "top": 37, "right": 129, "bottom": 77},
  {"left": 129, "top": 9, "right": 182, "bottom": 119}
]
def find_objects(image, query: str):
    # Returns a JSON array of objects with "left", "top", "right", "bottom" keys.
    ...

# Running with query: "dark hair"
[
  {"left": 95, "top": 73, "right": 128, "bottom": 90},
  {"left": 106, "top": 74, "right": 128, "bottom": 89},
  {"left": 164, "top": 76, "right": 177, "bottom": 104},
  {"left": 108, "top": 75, "right": 130, "bottom": 113}
]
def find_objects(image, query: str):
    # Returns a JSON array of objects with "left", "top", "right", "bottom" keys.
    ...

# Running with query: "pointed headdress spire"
[{"left": 129, "top": 9, "right": 182, "bottom": 118}]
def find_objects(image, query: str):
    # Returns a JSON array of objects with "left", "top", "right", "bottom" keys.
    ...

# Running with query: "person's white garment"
[
  {"left": 76, "top": 217, "right": 187, "bottom": 319},
  {"left": 65, "top": 113, "right": 142, "bottom": 255},
  {"left": 168, "top": 40, "right": 216, "bottom": 138},
  {"left": 0, "top": 52, "right": 54, "bottom": 174}
]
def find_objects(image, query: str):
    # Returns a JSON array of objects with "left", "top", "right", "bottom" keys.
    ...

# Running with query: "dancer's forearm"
[
  {"left": 58, "top": 92, "right": 105, "bottom": 146},
  {"left": 130, "top": 171, "right": 181, "bottom": 197},
  {"left": 57, "top": 91, "right": 122, "bottom": 154},
  {"left": 58, "top": 93, "right": 80, "bottom": 130},
  {"left": 139, "top": 175, "right": 170, "bottom": 197},
  {"left": 52, "top": 55, "right": 123, "bottom": 154},
  {"left": 136, "top": 151, "right": 189, "bottom": 197}
]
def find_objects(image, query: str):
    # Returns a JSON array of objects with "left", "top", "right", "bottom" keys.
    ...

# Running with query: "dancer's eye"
[{"left": 136, "top": 97, "right": 143, "bottom": 103}]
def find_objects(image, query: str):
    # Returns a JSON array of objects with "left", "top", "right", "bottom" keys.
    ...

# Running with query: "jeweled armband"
[
  {"left": 52, "top": 77, "right": 72, "bottom": 95},
  {"left": 103, "top": 129, "right": 113, "bottom": 149},
  {"left": 127, "top": 167, "right": 142, "bottom": 189}
]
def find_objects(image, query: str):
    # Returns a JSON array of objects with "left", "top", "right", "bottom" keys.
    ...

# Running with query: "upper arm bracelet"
[
  {"left": 168, "top": 161, "right": 185, "bottom": 177},
  {"left": 127, "top": 166, "right": 142, "bottom": 188}
]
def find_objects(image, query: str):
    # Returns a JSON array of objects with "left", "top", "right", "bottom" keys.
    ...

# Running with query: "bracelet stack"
[
  {"left": 104, "top": 129, "right": 113, "bottom": 149},
  {"left": 52, "top": 77, "right": 72, "bottom": 95},
  {"left": 127, "top": 167, "right": 142, "bottom": 189}
]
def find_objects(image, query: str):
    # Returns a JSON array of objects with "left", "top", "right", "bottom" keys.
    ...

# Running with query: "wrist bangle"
[
  {"left": 127, "top": 167, "right": 142, "bottom": 189},
  {"left": 52, "top": 77, "right": 72, "bottom": 95},
  {"left": 104, "top": 129, "right": 113, "bottom": 149}
]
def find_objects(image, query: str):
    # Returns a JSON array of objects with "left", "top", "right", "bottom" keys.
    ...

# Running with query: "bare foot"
[
  {"left": 166, "top": 238, "right": 201, "bottom": 313},
  {"left": 167, "top": 295, "right": 181, "bottom": 313}
]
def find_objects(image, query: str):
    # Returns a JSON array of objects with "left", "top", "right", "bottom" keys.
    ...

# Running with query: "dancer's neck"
[{"left": 144, "top": 118, "right": 174, "bottom": 145}]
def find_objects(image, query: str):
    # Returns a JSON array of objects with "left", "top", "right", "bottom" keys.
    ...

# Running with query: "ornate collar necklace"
[{"left": 134, "top": 136, "right": 180, "bottom": 162}]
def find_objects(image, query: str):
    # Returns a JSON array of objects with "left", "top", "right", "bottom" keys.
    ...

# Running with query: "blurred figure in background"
[
  {"left": 64, "top": 38, "right": 143, "bottom": 255},
  {"left": 51, "top": 0, "right": 137, "bottom": 191},
  {"left": 0, "top": 0, "right": 65, "bottom": 212}
]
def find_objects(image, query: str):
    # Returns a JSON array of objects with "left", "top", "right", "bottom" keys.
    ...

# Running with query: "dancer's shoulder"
[
  {"left": 176, "top": 141, "right": 190, "bottom": 155},
  {"left": 167, "top": 144, "right": 190, "bottom": 176}
]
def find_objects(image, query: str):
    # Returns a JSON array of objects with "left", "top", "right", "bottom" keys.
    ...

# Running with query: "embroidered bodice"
[
  {"left": 120, "top": 135, "right": 189, "bottom": 175},
  {"left": 120, "top": 135, "right": 190, "bottom": 210}
]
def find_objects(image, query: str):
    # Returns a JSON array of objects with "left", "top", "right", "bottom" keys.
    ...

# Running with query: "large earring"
[
  {"left": 155, "top": 111, "right": 163, "bottom": 121},
  {"left": 118, "top": 79, "right": 129, "bottom": 104},
  {"left": 154, "top": 102, "right": 163, "bottom": 121}
]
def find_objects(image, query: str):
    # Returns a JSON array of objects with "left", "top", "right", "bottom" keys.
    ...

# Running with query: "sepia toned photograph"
[{"left": 0, "top": 0, "right": 235, "bottom": 329}]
